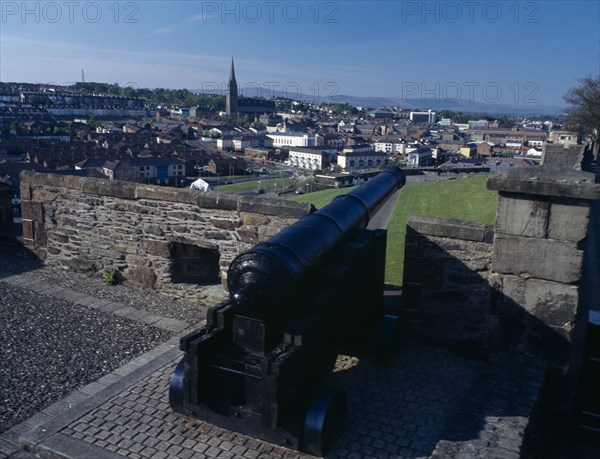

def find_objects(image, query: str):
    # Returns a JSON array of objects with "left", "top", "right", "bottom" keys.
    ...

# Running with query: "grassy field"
[
  {"left": 287, "top": 186, "right": 355, "bottom": 208},
  {"left": 217, "top": 174, "right": 497, "bottom": 286},
  {"left": 385, "top": 174, "right": 498, "bottom": 285},
  {"left": 214, "top": 177, "right": 287, "bottom": 193},
  {"left": 284, "top": 175, "right": 498, "bottom": 286}
]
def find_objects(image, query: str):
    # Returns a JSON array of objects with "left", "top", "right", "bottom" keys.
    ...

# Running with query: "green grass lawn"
[
  {"left": 286, "top": 175, "right": 497, "bottom": 285},
  {"left": 385, "top": 175, "right": 498, "bottom": 286},
  {"left": 215, "top": 177, "right": 287, "bottom": 193},
  {"left": 218, "top": 174, "right": 497, "bottom": 287},
  {"left": 287, "top": 186, "right": 356, "bottom": 209}
]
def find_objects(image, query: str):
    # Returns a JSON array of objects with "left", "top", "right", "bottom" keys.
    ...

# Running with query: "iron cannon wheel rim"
[
  {"left": 303, "top": 385, "right": 347, "bottom": 456},
  {"left": 169, "top": 358, "right": 185, "bottom": 414}
]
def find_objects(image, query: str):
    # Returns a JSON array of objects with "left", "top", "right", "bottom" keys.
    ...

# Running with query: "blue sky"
[{"left": 1, "top": 1, "right": 599, "bottom": 107}]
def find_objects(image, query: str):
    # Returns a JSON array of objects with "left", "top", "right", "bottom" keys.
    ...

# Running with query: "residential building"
[
  {"left": 407, "top": 148, "right": 434, "bottom": 167},
  {"left": 372, "top": 139, "right": 406, "bottom": 154},
  {"left": 287, "top": 147, "right": 329, "bottom": 171},
  {"left": 205, "top": 157, "right": 247, "bottom": 175},
  {"left": 100, "top": 157, "right": 185, "bottom": 184},
  {"left": 267, "top": 132, "right": 323, "bottom": 148},
  {"left": 410, "top": 110, "right": 436, "bottom": 124},
  {"left": 468, "top": 119, "right": 490, "bottom": 129},
  {"left": 337, "top": 148, "right": 389, "bottom": 171},
  {"left": 459, "top": 144, "right": 478, "bottom": 158},
  {"left": 477, "top": 142, "right": 494, "bottom": 156}
]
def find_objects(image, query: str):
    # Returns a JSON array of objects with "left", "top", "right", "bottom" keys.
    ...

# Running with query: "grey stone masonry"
[
  {"left": 541, "top": 143, "right": 588, "bottom": 170},
  {"left": 19, "top": 171, "right": 311, "bottom": 304},
  {"left": 487, "top": 166, "right": 600, "bottom": 362},
  {"left": 403, "top": 215, "right": 495, "bottom": 358}
]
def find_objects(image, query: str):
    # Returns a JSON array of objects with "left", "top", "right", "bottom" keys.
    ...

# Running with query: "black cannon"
[{"left": 169, "top": 167, "right": 406, "bottom": 456}]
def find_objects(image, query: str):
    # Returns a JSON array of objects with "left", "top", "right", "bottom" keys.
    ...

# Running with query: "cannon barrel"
[{"left": 227, "top": 167, "right": 405, "bottom": 315}]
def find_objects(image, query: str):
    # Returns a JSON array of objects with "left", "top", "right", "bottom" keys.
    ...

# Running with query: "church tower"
[{"left": 226, "top": 58, "right": 238, "bottom": 117}]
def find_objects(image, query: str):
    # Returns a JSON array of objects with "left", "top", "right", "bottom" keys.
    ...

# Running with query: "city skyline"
[{"left": 1, "top": 1, "right": 599, "bottom": 109}]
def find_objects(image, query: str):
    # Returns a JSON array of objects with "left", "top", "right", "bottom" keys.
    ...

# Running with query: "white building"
[
  {"left": 407, "top": 148, "right": 434, "bottom": 168},
  {"left": 337, "top": 149, "right": 389, "bottom": 171},
  {"left": 372, "top": 140, "right": 406, "bottom": 154},
  {"left": 267, "top": 132, "right": 324, "bottom": 148},
  {"left": 409, "top": 110, "right": 436, "bottom": 123},
  {"left": 287, "top": 147, "right": 327, "bottom": 171}
]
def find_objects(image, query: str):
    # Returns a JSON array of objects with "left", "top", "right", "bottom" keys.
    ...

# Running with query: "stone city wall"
[
  {"left": 402, "top": 215, "right": 496, "bottom": 358},
  {"left": 487, "top": 167, "right": 598, "bottom": 367},
  {"left": 19, "top": 171, "right": 311, "bottom": 303}
]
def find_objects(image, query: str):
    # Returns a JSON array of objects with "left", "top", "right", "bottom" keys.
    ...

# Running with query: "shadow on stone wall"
[
  {"left": 404, "top": 225, "right": 574, "bottom": 365},
  {"left": 398, "top": 214, "right": 590, "bottom": 457}
]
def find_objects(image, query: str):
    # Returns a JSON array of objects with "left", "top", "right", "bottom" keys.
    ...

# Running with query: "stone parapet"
[
  {"left": 487, "top": 166, "right": 600, "bottom": 360},
  {"left": 487, "top": 166, "right": 600, "bottom": 200},
  {"left": 19, "top": 171, "right": 311, "bottom": 303},
  {"left": 403, "top": 215, "right": 495, "bottom": 358}
]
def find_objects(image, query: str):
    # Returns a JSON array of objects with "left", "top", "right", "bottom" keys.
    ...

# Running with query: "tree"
[{"left": 563, "top": 75, "right": 600, "bottom": 153}]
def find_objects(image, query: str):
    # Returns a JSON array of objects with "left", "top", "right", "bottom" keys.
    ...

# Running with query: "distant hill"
[
  {"left": 192, "top": 87, "right": 565, "bottom": 116},
  {"left": 323, "top": 94, "right": 565, "bottom": 116}
]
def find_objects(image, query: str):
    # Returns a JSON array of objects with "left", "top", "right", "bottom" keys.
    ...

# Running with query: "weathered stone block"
[
  {"left": 205, "top": 231, "right": 232, "bottom": 241},
  {"left": 541, "top": 143, "right": 586, "bottom": 169},
  {"left": 487, "top": 166, "right": 600, "bottom": 200},
  {"left": 141, "top": 239, "right": 171, "bottom": 257},
  {"left": 135, "top": 185, "right": 198, "bottom": 204},
  {"left": 502, "top": 275, "right": 578, "bottom": 331},
  {"left": 105, "top": 201, "right": 144, "bottom": 213},
  {"left": 548, "top": 199, "right": 590, "bottom": 242},
  {"left": 168, "top": 224, "right": 190, "bottom": 233},
  {"left": 111, "top": 242, "right": 137, "bottom": 255},
  {"left": 31, "top": 201, "right": 44, "bottom": 222},
  {"left": 22, "top": 220, "right": 34, "bottom": 241},
  {"left": 64, "top": 258, "right": 101, "bottom": 275},
  {"left": 492, "top": 234, "right": 583, "bottom": 283},
  {"left": 20, "top": 200, "right": 32, "bottom": 220},
  {"left": 31, "top": 190, "right": 58, "bottom": 202},
  {"left": 237, "top": 230, "right": 259, "bottom": 244},
  {"left": 496, "top": 193, "right": 549, "bottom": 238},
  {"left": 125, "top": 255, "right": 152, "bottom": 267},
  {"left": 34, "top": 222, "right": 47, "bottom": 247},
  {"left": 20, "top": 183, "right": 32, "bottom": 201},
  {"left": 257, "top": 225, "right": 283, "bottom": 240},
  {"left": 484, "top": 225, "right": 495, "bottom": 243},
  {"left": 168, "top": 210, "right": 206, "bottom": 222},
  {"left": 196, "top": 193, "right": 238, "bottom": 210},
  {"left": 143, "top": 224, "right": 165, "bottom": 237},
  {"left": 211, "top": 218, "right": 241, "bottom": 231},
  {"left": 241, "top": 213, "right": 270, "bottom": 226},
  {"left": 237, "top": 196, "right": 311, "bottom": 218},
  {"left": 407, "top": 215, "right": 487, "bottom": 241},
  {"left": 81, "top": 178, "right": 137, "bottom": 199},
  {"left": 123, "top": 267, "right": 157, "bottom": 288}
]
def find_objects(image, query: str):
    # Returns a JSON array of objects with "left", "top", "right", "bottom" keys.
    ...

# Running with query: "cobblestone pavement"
[
  {"left": 0, "top": 242, "right": 550, "bottom": 459},
  {"left": 54, "top": 341, "right": 482, "bottom": 459}
]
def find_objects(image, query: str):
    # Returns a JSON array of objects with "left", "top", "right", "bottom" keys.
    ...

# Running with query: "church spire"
[
  {"left": 226, "top": 57, "right": 238, "bottom": 117},
  {"left": 229, "top": 58, "right": 236, "bottom": 82}
]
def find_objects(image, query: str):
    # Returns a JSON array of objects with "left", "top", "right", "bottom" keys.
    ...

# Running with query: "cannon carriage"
[{"left": 170, "top": 167, "right": 406, "bottom": 456}]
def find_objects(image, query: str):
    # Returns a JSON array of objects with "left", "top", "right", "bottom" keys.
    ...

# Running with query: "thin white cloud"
[
  {"left": 150, "top": 12, "right": 217, "bottom": 36},
  {"left": 0, "top": 34, "right": 366, "bottom": 95}
]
